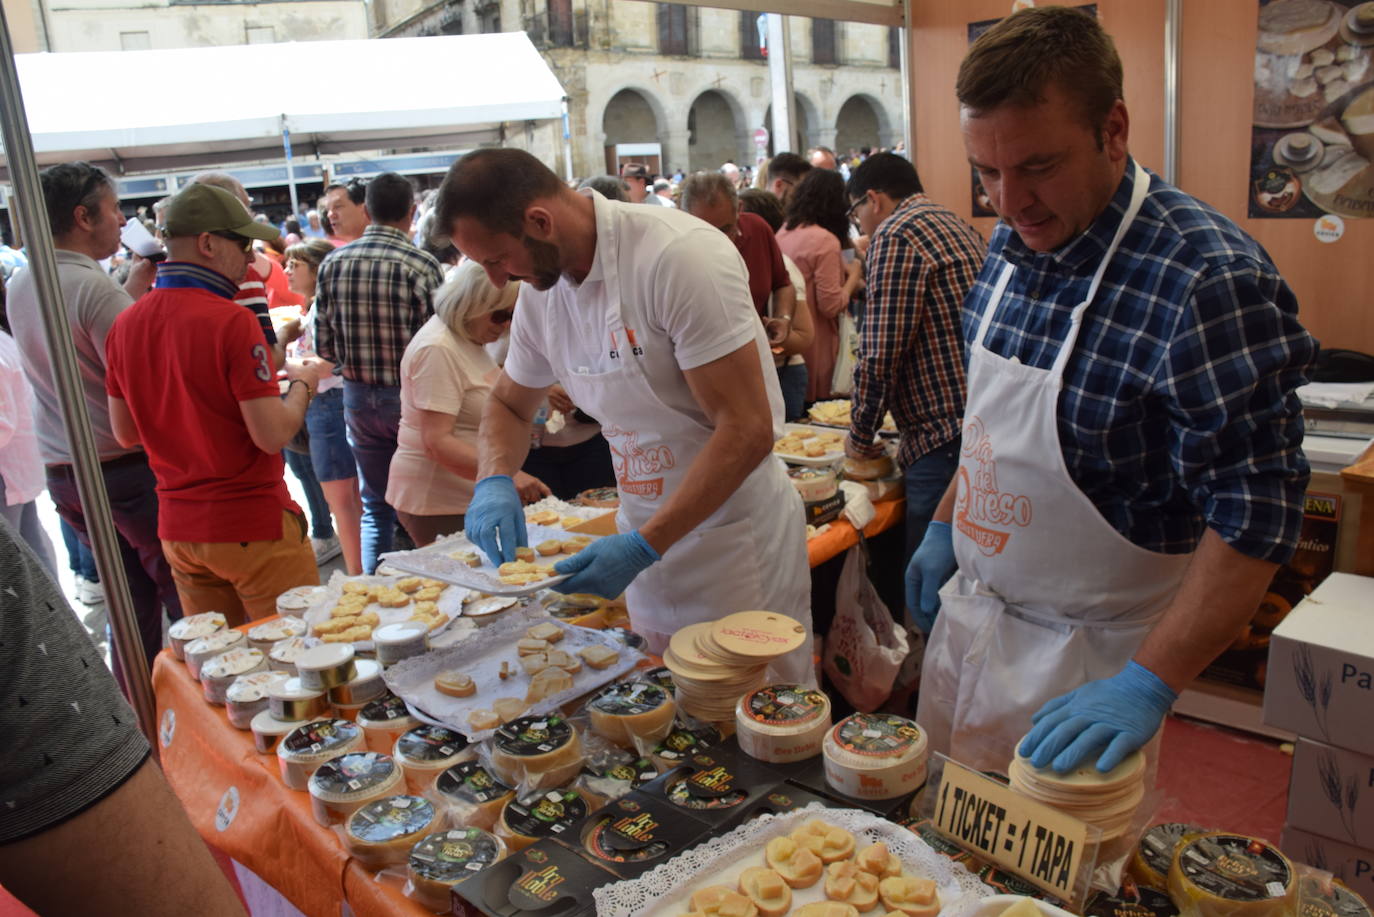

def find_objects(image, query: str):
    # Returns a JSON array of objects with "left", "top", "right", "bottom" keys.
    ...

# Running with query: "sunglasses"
[
  {"left": 489, "top": 308, "right": 514, "bottom": 324},
  {"left": 208, "top": 229, "right": 254, "bottom": 253}
]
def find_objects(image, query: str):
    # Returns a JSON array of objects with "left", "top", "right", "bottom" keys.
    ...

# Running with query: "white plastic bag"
[
  {"left": 823, "top": 545, "right": 908, "bottom": 711},
  {"left": 831, "top": 309, "right": 859, "bottom": 396}
]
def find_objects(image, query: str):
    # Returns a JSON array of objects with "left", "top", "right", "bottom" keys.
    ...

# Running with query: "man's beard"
[{"left": 521, "top": 234, "right": 563, "bottom": 291}]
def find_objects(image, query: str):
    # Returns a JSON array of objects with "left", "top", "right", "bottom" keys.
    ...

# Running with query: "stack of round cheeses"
[
  {"left": 663, "top": 612, "right": 808, "bottom": 723},
  {"left": 1008, "top": 743, "right": 1146, "bottom": 842}
]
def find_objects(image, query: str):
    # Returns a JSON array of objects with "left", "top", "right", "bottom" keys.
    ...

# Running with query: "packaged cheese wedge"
[
  {"left": 407, "top": 827, "right": 506, "bottom": 911},
  {"left": 587, "top": 681, "right": 676, "bottom": 748},
  {"left": 345, "top": 794, "right": 440, "bottom": 870},
  {"left": 433, "top": 760, "right": 514, "bottom": 831}
]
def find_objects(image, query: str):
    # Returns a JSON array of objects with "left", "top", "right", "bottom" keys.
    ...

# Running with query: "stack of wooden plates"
[
  {"left": 1009, "top": 743, "right": 1146, "bottom": 842},
  {"left": 662, "top": 612, "right": 808, "bottom": 723}
]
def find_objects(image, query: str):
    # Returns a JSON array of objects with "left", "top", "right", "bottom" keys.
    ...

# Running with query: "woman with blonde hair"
[{"left": 388, "top": 261, "right": 550, "bottom": 546}]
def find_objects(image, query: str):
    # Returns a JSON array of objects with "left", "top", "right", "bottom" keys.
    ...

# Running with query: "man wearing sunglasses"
[{"left": 105, "top": 183, "right": 324, "bottom": 625}]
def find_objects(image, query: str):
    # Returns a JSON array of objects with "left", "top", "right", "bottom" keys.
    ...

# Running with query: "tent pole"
[
  {"left": 281, "top": 118, "right": 300, "bottom": 218},
  {"left": 1163, "top": 0, "right": 1181, "bottom": 185},
  {"left": 561, "top": 99, "right": 574, "bottom": 182},
  {"left": 0, "top": 6, "right": 158, "bottom": 748},
  {"left": 767, "top": 13, "right": 797, "bottom": 153}
]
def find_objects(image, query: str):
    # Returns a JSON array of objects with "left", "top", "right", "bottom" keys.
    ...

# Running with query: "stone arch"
[
  {"left": 600, "top": 86, "right": 669, "bottom": 173},
  {"left": 687, "top": 87, "right": 747, "bottom": 172},
  {"left": 762, "top": 92, "right": 817, "bottom": 157},
  {"left": 834, "top": 93, "right": 892, "bottom": 155}
]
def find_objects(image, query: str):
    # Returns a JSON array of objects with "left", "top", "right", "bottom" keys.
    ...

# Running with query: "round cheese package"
[
  {"left": 248, "top": 615, "right": 307, "bottom": 652},
  {"left": 267, "top": 635, "right": 322, "bottom": 674},
  {"left": 356, "top": 693, "right": 419, "bottom": 755},
  {"left": 345, "top": 794, "right": 441, "bottom": 870},
  {"left": 295, "top": 643, "right": 357, "bottom": 691},
  {"left": 307, "top": 751, "right": 404, "bottom": 827},
  {"left": 1086, "top": 886, "right": 1181, "bottom": 917},
  {"left": 225, "top": 670, "right": 291, "bottom": 730},
  {"left": 393, "top": 725, "right": 473, "bottom": 794},
  {"left": 586, "top": 682, "right": 676, "bottom": 748},
  {"left": 183, "top": 628, "right": 246, "bottom": 682},
  {"left": 489, "top": 715, "right": 584, "bottom": 790},
  {"left": 1167, "top": 833, "right": 1296, "bottom": 917},
  {"left": 492, "top": 787, "right": 593, "bottom": 852},
  {"left": 328, "top": 658, "right": 386, "bottom": 707},
  {"left": 434, "top": 760, "right": 515, "bottom": 831},
  {"left": 200, "top": 647, "right": 269, "bottom": 705},
  {"left": 1130, "top": 823, "right": 1210, "bottom": 888},
  {"left": 407, "top": 828, "right": 506, "bottom": 912},
  {"left": 277, "top": 718, "right": 364, "bottom": 790},
  {"left": 168, "top": 612, "right": 226, "bottom": 660},
  {"left": 823, "top": 713, "right": 928, "bottom": 800},
  {"left": 275, "top": 585, "right": 323, "bottom": 617},
  {"left": 735, "top": 684, "right": 832, "bottom": 764},
  {"left": 250, "top": 709, "right": 306, "bottom": 754},
  {"left": 267, "top": 676, "right": 328, "bottom": 722}
]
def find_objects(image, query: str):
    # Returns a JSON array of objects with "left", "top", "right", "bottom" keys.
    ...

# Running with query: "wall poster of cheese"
[{"left": 1250, "top": 0, "right": 1374, "bottom": 218}]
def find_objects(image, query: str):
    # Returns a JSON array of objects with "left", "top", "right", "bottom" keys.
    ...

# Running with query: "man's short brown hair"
[
  {"left": 956, "top": 6, "right": 1122, "bottom": 137},
  {"left": 678, "top": 172, "right": 736, "bottom": 214},
  {"left": 434, "top": 149, "right": 566, "bottom": 239}
]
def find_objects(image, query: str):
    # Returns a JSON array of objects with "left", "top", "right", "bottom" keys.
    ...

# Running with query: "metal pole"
[
  {"left": 767, "top": 13, "right": 796, "bottom": 152},
  {"left": 900, "top": 0, "right": 913, "bottom": 158},
  {"left": 1163, "top": 0, "right": 1181, "bottom": 185},
  {"left": 0, "top": 7, "right": 158, "bottom": 747},
  {"left": 281, "top": 118, "right": 300, "bottom": 217},
  {"left": 561, "top": 99, "right": 575, "bottom": 182}
]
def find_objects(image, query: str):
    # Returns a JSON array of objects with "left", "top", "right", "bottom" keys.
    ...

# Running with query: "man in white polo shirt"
[{"left": 434, "top": 149, "right": 813, "bottom": 682}]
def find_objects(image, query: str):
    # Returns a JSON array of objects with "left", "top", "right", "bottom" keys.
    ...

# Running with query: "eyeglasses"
[
  {"left": 846, "top": 197, "right": 867, "bottom": 229},
  {"left": 489, "top": 308, "right": 514, "bottom": 324},
  {"left": 208, "top": 230, "right": 254, "bottom": 253}
]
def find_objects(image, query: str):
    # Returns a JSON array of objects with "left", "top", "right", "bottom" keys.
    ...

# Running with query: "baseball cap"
[
  {"left": 622, "top": 163, "right": 651, "bottom": 180},
  {"left": 163, "top": 184, "right": 279, "bottom": 241}
]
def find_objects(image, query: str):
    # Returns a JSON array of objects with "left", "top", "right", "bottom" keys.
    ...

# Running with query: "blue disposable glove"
[
  {"left": 1018, "top": 661, "right": 1177, "bottom": 774},
  {"left": 465, "top": 475, "right": 526, "bottom": 565},
  {"left": 552, "top": 531, "right": 660, "bottom": 599},
  {"left": 905, "top": 521, "right": 956, "bottom": 633}
]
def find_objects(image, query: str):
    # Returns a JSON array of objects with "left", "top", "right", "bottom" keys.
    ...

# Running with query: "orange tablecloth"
[
  {"left": 153, "top": 649, "right": 431, "bottom": 917},
  {"left": 806, "top": 496, "right": 905, "bottom": 567}
]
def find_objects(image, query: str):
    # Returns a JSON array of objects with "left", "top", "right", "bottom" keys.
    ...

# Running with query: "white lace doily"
[
  {"left": 302, "top": 571, "right": 471, "bottom": 652},
  {"left": 381, "top": 608, "right": 642, "bottom": 740},
  {"left": 592, "top": 803, "right": 995, "bottom": 917}
]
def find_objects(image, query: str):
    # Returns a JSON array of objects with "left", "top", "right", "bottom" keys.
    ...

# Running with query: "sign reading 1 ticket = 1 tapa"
[{"left": 928, "top": 756, "right": 1098, "bottom": 908}]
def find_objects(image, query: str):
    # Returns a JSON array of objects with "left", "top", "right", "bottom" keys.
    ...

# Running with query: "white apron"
[
  {"left": 553, "top": 206, "right": 814, "bottom": 684},
  {"left": 916, "top": 163, "right": 1192, "bottom": 772}
]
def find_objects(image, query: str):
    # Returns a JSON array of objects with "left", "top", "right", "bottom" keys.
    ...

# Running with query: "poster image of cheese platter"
[{"left": 1250, "top": 0, "right": 1374, "bottom": 218}]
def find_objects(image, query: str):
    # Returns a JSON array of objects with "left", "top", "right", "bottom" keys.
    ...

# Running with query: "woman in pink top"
[{"left": 776, "top": 169, "right": 863, "bottom": 403}]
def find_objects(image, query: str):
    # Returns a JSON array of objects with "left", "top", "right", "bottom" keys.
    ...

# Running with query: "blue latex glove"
[
  {"left": 1018, "top": 661, "right": 1177, "bottom": 774},
  {"left": 464, "top": 475, "right": 526, "bottom": 565},
  {"left": 552, "top": 531, "right": 660, "bottom": 599},
  {"left": 905, "top": 521, "right": 956, "bottom": 633}
]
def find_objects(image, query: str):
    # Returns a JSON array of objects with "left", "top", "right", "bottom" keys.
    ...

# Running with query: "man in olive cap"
[{"left": 104, "top": 183, "right": 324, "bottom": 624}]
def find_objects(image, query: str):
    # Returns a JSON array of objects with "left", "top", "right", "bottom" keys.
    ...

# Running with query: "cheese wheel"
[
  {"left": 345, "top": 794, "right": 440, "bottom": 870},
  {"left": 392, "top": 725, "right": 473, "bottom": 794},
  {"left": 1294, "top": 875, "right": 1373, "bottom": 917},
  {"left": 307, "top": 751, "right": 403, "bottom": 827},
  {"left": 250, "top": 709, "right": 305, "bottom": 754},
  {"left": 328, "top": 658, "right": 385, "bottom": 707},
  {"left": 1130, "top": 823, "right": 1209, "bottom": 889},
  {"left": 247, "top": 615, "right": 307, "bottom": 651},
  {"left": 736, "top": 684, "right": 831, "bottom": 764},
  {"left": 267, "top": 635, "right": 322, "bottom": 673},
  {"left": 823, "top": 713, "right": 928, "bottom": 800},
  {"left": 489, "top": 715, "right": 584, "bottom": 789},
  {"left": 356, "top": 693, "right": 419, "bottom": 754},
  {"left": 434, "top": 760, "right": 514, "bottom": 830},
  {"left": 1084, "top": 886, "right": 1181, "bottom": 917},
  {"left": 277, "top": 719, "right": 364, "bottom": 790},
  {"left": 184, "top": 629, "right": 246, "bottom": 681},
  {"left": 587, "top": 682, "right": 676, "bottom": 748},
  {"left": 275, "top": 585, "right": 324, "bottom": 616},
  {"left": 407, "top": 828, "right": 506, "bottom": 911},
  {"left": 493, "top": 787, "right": 592, "bottom": 851},
  {"left": 1167, "top": 833, "right": 1296, "bottom": 917},
  {"left": 296, "top": 643, "right": 357, "bottom": 690},
  {"left": 225, "top": 670, "right": 291, "bottom": 729},
  {"left": 200, "top": 647, "right": 269, "bottom": 705},
  {"left": 267, "top": 676, "right": 329, "bottom": 722},
  {"left": 168, "top": 612, "right": 226, "bottom": 660},
  {"left": 789, "top": 466, "right": 839, "bottom": 501},
  {"left": 372, "top": 621, "right": 429, "bottom": 666}
]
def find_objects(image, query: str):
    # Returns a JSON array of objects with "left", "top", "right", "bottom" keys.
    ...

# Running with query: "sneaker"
[
  {"left": 312, "top": 535, "right": 342, "bottom": 565},
  {"left": 76, "top": 576, "right": 105, "bottom": 606}
]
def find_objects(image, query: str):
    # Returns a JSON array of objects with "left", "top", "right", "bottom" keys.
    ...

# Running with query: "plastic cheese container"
[
  {"left": 277, "top": 718, "right": 364, "bottom": 790},
  {"left": 200, "top": 647, "right": 269, "bottom": 705},
  {"left": 268, "top": 676, "right": 329, "bottom": 722},
  {"left": 373, "top": 622, "right": 429, "bottom": 666},
  {"left": 1130, "top": 823, "right": 1209, "bottom": 889},
  {"left": 489, "top": 715, "right": 584, "bottom": 790},
  {"left": 168, "top": 612, "right": 227, "bottom": 661},
  {"left": 296, "top": 643, "right": 357, "bottom": 691},
  {"left": 492, "top": 787, "right": 593, "bottom": 852},
  {"left": 586, "top": 681, "right": 676, "bottom": 748},
  {"left": 822, "top": 712, "right": 929, "bottom": 800},
  {"left": 356, "top": 693, "right": 420, "bottom": 755},
  {"left": 275, "top": 585, "right": 324, "bottom": 617},
  {"left": 307, "top": 751, "right": 404, "bottom": 827},
  {"left": 328, "top": 658, "right": 386, "bottom": 708},
  {"left": 345, "top": 794, "right": 441, "bottom": 870},
  {"left": 267, "top": 635, "right": 322, "bottom": 674},
  {"left": 1167, "top": 833, "right": 1297, "bottom": 917},
  {"left": 183, "top": 628, "right": 246, "bottom": 682},
  {"left": 247, "top": 615, "right": 307, "bottom": 652},
  {"left": 393, "top": 725, "right": 474, "bottom": 794},
  {"left": 434, "top": 761, "right": 515, "bottom": 831},
  {"left": 250, "top": 709, "right": 306, "bottom": 753},
  {"left": 225, "top": 670, "right": 291, "bottom": 729},
  {"left": 735, "top": 683, "right": 832, "bottom": 764},
  {"left": 407, "top": 828, "right": 506, "bottom": 912}
]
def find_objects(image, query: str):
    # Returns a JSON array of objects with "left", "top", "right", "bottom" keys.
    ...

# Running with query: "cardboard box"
[
  {"left": 731, "top": 783, "right": 840, "bottom": 822},
  {"left": 804, "top": 490, "right": 846, "bottom": 526},
  {"left": 1286, "top": 737, "right": 1374, "bottom": 850},
  {"left": 568, "top": 791, "right": 717, "bottom": 880},
  {"left": 1280, "top": 823, "right": 1374, "bottom": 906},
  {"left": 1263, "top": 572, "right": 1374, "bottom": 755},
  {"left": 635, "top": 743, "right": 787, "bottom": 828},
  {"left": 1204, "top": 492, "right": 1341, "bottom": 691},
  {"left": 450, "top": 838, "right": 617, "bottom": 917}
]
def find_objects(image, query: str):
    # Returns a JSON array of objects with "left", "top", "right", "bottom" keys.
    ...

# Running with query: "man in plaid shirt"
[
  {"left": 843, "top": 153, "right": 986, "bottom": 569},
  {"left": 315, "top": 173, "right": 444, "bottom": 572}
]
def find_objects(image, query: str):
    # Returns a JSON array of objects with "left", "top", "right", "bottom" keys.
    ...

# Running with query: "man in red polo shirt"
[{"left": 105, "top": 183, "right": 324, "bottom": 624}]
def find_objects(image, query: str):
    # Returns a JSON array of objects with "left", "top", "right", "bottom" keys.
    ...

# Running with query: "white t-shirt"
[
  {"left": 386, "top": 315, "right": 495, "bottom": 515},
  {"left": 504, "top": 193, "right": 783, "bottom": 436}
]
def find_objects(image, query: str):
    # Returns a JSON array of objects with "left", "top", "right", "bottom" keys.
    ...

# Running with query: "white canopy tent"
[{"left": 0, "top": 31, "right": 568, "bottom": 177}]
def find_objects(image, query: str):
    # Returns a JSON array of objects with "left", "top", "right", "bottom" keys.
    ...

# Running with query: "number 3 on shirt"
[{"left": 252, "top": 343, "right": 272, "bottom": 382}]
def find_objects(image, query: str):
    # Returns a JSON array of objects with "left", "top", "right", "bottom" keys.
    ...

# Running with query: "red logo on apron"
[
  {"left": 954, "top": 416, "right": 1033, "bottom": 556},
  {"left": 604, "top": 425, "right": 675, "bottom": 500}
]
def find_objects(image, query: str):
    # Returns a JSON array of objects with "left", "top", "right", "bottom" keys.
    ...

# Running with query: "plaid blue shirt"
[{"left": 964, "top": 159, "right": 1317, "bottom": 563}]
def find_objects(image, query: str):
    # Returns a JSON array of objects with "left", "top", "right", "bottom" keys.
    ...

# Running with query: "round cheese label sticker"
[
  {"left": 215, "top": 786, "right": 240, "bottom": 831},
  {"left": 832, "top": 713, "right": 921, "bottom": 757},
  {"left": 160, "top": 709, "right": 177, "bottom": 748},
  {"left": 743, "top": 684, "right": 828, "bottom": 726},
  {"left": 1314, "top": 214, "right": 1345, "bottom": 244}
]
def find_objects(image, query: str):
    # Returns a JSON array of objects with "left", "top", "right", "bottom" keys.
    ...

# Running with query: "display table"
[
  {"left": 807, "top": 495, "right": 905, "bottom": 567},
  {"left": 152, "top": 652, "right": 428, "bottom": 917}
]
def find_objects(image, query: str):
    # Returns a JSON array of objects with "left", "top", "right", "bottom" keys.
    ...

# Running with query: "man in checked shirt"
[
  {"left": 842, "top": 152, "right": 986, "bottom": 579},
  {"left": 314, "top": 173, "right": 444, "bottom": 572},
  {"left": 912, "top": 7, "right": 1317, "bottom": 778}
]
